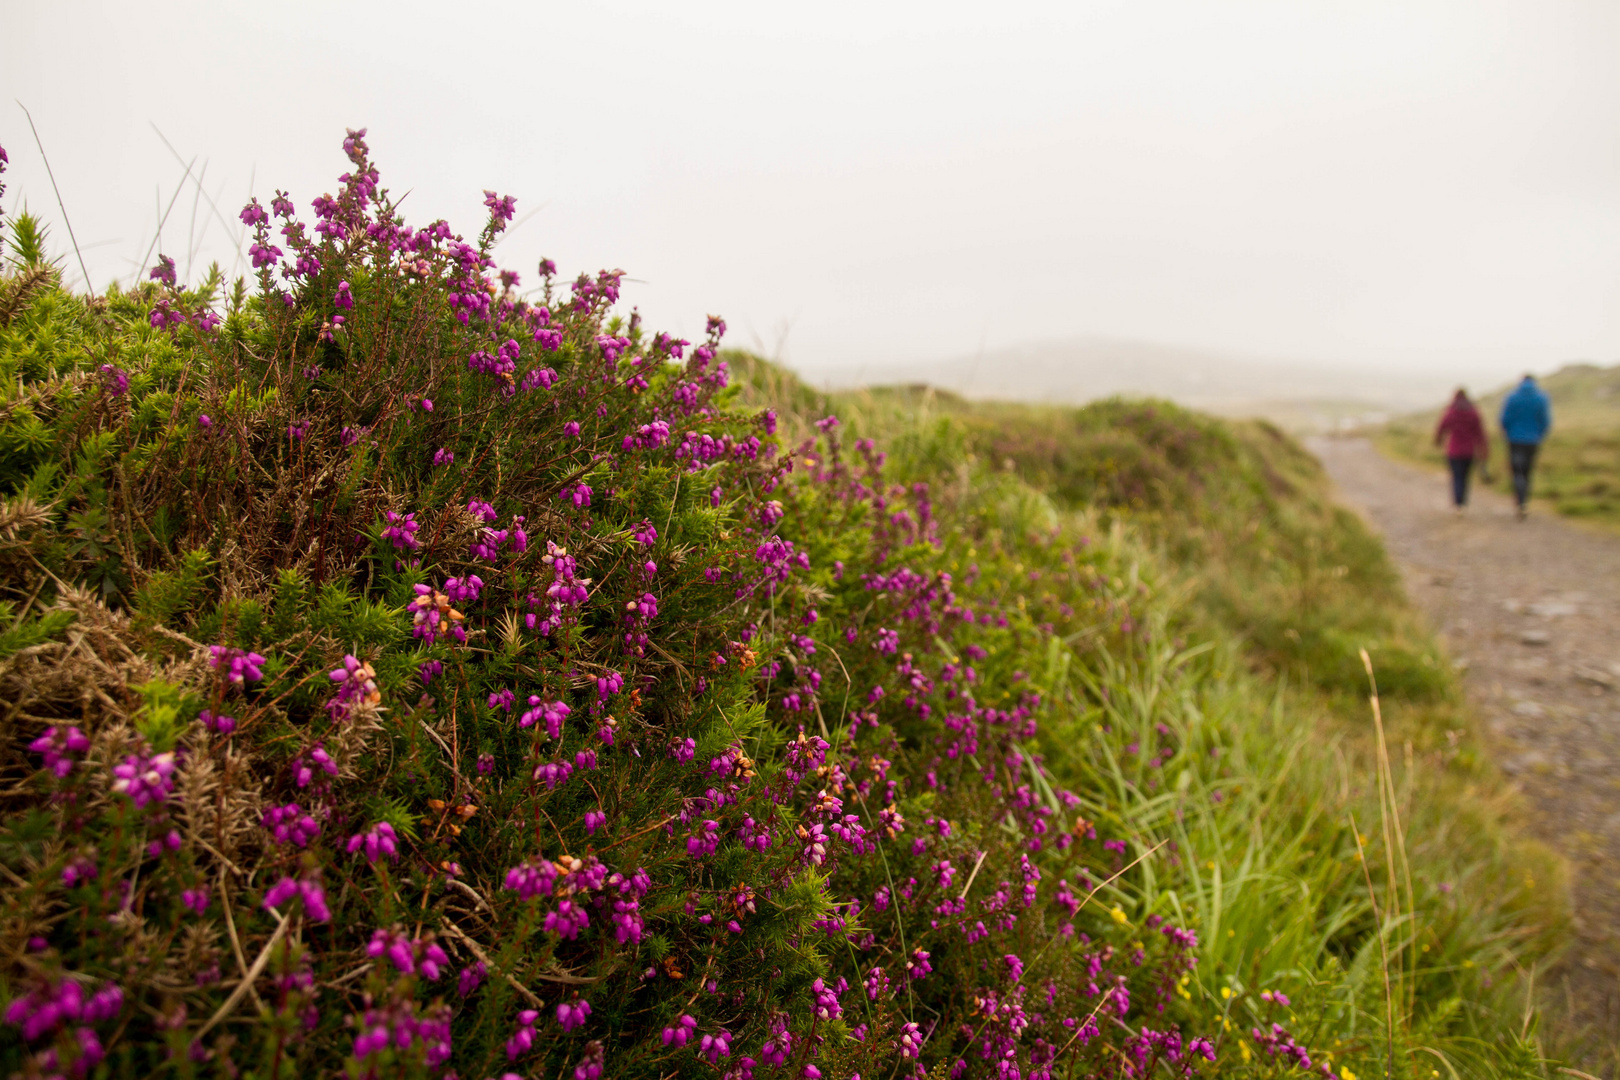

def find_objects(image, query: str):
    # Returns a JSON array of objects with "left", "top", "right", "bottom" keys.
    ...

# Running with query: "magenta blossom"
[
  {"left": 263, "top": 876, "right": 330, "bottom": 921},
  {"left": 209, "top": 645, "right": 267, "bottom": 685},
  {"left": 557, "top": 998, "right": 592, "bottom": 1032},
  {"left": 111, "top": 751, "right": 177, "bottom": 808},
  {"left": 346, "top": 821, "right": 400, "bottom": 864},
  {"left": 28, "top": 725, "right": 89, "bottom": 778}
]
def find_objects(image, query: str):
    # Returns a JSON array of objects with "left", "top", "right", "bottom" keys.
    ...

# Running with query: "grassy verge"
[
  {"left": 741, "top": 359, "right": 1572, "bottom": 1077},
  {"left": 1381, "top": 363, "right": 1620, "bottom": 526}
]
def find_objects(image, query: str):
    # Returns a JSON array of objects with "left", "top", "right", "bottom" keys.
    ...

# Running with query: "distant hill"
[{"left": 797, "top": 336, "right": 1514, "bottom": 430}]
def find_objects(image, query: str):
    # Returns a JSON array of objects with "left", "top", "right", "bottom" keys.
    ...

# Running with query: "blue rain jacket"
[{"left": 1499, "top": 378, "right": 1551, "bottom": 445}]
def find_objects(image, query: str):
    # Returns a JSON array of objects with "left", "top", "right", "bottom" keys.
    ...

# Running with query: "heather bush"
[{"left": 0, "top": 132, "right": 1243, "bottom": 1080}]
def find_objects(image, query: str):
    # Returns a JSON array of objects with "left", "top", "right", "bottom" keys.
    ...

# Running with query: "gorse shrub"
[{"left": 0, "top": 131, "right": 1285, "bottom": 1080}]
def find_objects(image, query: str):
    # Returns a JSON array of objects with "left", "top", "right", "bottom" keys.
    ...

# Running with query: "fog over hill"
[{"left": 795, "top": 337, "right": 1595, "bottom": 431}]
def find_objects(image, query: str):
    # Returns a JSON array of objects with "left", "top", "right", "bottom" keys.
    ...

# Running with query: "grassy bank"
[
  {"left": 741, "top": 361, "right": 1572, "bottom": 1076},
  {"left": 1381, "top": 363, "right": 1620, "bottom": 525}
]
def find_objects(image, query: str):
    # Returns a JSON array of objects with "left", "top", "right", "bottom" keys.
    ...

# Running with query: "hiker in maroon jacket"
[{"left": 1434, "top": 389, "right": 1489, "bottom": 509}]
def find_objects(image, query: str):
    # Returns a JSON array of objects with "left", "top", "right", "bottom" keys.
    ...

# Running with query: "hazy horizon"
[{"left": 4, "top": 1, "right": 1617, "bottom": 384}]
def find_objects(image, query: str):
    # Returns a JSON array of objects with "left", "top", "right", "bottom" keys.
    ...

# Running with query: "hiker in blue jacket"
[{"left": 1499, "top": 374, "right": 1552, "bottom": 519}]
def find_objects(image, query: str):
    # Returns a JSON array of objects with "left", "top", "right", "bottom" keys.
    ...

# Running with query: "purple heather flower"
[
  {"left": 367, "top": 928, "right": 449, "bottom": 979},
  {"left": 209, "top": 645, "right": 268, "bottom": 685},
  {"left": 483, "top": 190, "right": 517, "bottom": 225},
  {"left": 518, "top": 697, "right": 570, "bottom": 738},
  {"left": 111, "top": 751, "right": 177, "bottom": 808},
  {"left": 334, "top": 280, "right": 354, "bottom": 309},
  {"left": 346, "top": 821, "right": 400, "bottom": 864},
  {"left": 458, "top": 961, "right": 487, "bottom": 997},
  {"left": 408, "top": 585, "right": 467, "bottom": 646},
  {"left": 5, "top": 979, "right": 121, "bottom": 1042},
  {"left": 263, "top": 876, "right": 330, "bottom": 921},
  {"left": 433, "top": 447, "right": 455, "bottom": 466},
  {"left": 62, "top": 855, "right": 97, "bottom": 886},
  {"left": 381, "top": 511, "right": 420, "bottom": 550},
  {"left": 584, "top": 809, "right": 607, "bottom": 835},
  {"left": 97, "top": 363, "right": 129, "bottom": 397},
  {"left": 699, "top": 1029, "right": 732, "bottom": 1064},
  {"left": 661, "top": 1014, "right": 698, "bottom": 1048},
  {"left": 182, "top": 888, "right": 210, "bottom": 915},
  {"left": 573, "top": 1041, "right": 606, "bottom": 1080},
  {"left": 149, "top": 254, "right": 177, "bottom": 287},
  {"left": 293, "top": 745, "right": 339, "bottom": 787},
  {"left": 248, "top": 240, "right": 282, "bottom": 268},
  {"left": 263, "top": 803, "right": 321, "bottom": 847},
  {"left": 28, "top": 725, "right": 89, "bottom": 778},
  {"left": 240, "top": 200, "right": 269, "bottom": 227},
  {"left": 507, "top": 1009, "right": 541, "bottom": 1060},
  {"left": 557, "top": 999, "right": 592, "bottom": 1032},
  {"left": 198, "top": 413, "right": 212, "bottom": 429},
  {"left": 444, "top": 574, "right": 483, "bottom": 603}
]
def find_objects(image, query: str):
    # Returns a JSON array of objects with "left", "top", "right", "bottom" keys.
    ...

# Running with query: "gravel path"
[{"left": 1308, "top": 435, "right": 1620, "bottom": 1042}]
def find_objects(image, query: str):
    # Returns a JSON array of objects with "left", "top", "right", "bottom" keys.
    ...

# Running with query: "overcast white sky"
[{"left": 3, "top": 1, "right": 1618, "bottom": 383}]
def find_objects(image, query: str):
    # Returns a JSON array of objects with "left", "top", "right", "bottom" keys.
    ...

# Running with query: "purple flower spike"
[
  {"left": 28, "top": 725, "right": 89, "bottom": 778},
  {"left": 97, "top": 363, "right": 130, "bottom": 397},
  {"left": 149, "top": 254, "right": 177, "bottom": 287},
  {"left": 346, "top": 821, "right": 400, "bottom": 864},
  {"left": 209, "top": 645, "right": 268, "bottom": 686},
  {"left": 557, "top": 998, "right": 592, "bottom": 1032},
  {"left": 111, "top": 751, "right": 177, "bottom": 807}
]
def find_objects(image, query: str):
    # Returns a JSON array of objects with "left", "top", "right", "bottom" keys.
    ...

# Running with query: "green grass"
[
  {"left": 1382, "top": 363, "right": 1620, "bottom": 526},
  {"left": 741, "top": 358, "right": 1576, "bottom": 1077}
]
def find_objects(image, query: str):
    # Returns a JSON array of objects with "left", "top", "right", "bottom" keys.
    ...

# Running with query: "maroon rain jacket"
[{"left": 1435, "top": 394, "right": 1489, "bottom": 460}]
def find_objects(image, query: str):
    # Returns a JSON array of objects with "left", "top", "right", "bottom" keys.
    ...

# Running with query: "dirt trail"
[{"left": 1309, "top": 435, "right": 1620, "bottom": 1040}]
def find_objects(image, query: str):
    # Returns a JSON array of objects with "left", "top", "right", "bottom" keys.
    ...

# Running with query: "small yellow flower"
[
  {"left": 1110, "top": 906, "right": 1128, "bottom": 924},
  {"left": 1220, "top": 987, "right": 1232, "bottom": 1000},
  {"left": 1239, "top": 1041, "right": 1251, "bottom": 1064},
  {"left": 1343, "top": 1070, "right": 1358, "bottom": 1080}
]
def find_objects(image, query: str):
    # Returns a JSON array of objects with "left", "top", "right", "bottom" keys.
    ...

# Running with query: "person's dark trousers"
[
  {"left": 1508, "top": 441, "right": 1539, "bottom": 508},
  {"left": 1447, "top": 456, "right": 1474, "bottom": 506}
]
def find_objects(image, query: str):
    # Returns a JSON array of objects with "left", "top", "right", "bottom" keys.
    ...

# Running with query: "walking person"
[
  {"left": 1433, "top": 389, "right": 1488, "bottom": 510},
  {"left": 1499, "top": 373, "right": 1552, "bottom": 519}
]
